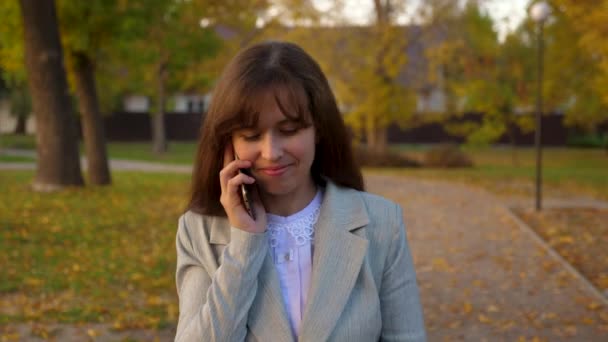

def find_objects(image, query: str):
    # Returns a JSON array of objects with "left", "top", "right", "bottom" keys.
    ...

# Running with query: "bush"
[
  {"left": 566, "top": 132, "right": 608, "bottom": 149},
  {"left": 353, "top": 145, "right": 420, "bottom": 168},
  {"left": 423, "top": 144, "right": 473, "bottom": 168}
]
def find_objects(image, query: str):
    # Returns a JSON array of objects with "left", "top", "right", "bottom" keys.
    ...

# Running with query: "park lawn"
[
  {"left": 0, "top": 171, "right": 190, "bottom": 329},
  {"left": 384, "top": 145, "right": 608, "bottom": 201},
  {"left": 0, "top": 134, "right": 197, "bottom": 165},
  {"left": 0, "top": 155, "right": 34, "bottom": 162},
  {"left": 513, "top": 208, "right": 608, "bottom": 294},
  {"left": 0, "top": 134, "right": 37, "bottom": 150},
  {"left": 104, "top": 142, "right": 197, "bottom": 165}
]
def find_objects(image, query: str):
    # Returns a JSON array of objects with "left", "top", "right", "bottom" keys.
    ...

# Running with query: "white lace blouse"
[{"left": 266, "top": 189, "right": 323, "bottom": 338}]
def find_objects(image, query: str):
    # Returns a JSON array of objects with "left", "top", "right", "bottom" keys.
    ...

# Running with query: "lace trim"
[{"left": 268, "top": 207, "right": 320, "bottom": 247}]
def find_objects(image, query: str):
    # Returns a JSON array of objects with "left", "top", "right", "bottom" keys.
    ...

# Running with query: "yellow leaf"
[
  {"left": 543, "top": 312, "right": 557, "bottom": 319},
  {"left": 113, "top": 321, "right": 124, "bottom": 330},
  {"left": 167, "top": 303, "right": 178, "bottom": 321},
  {"left": 87, "top": 329, "right": 97, "bottom": 338},
  {"left": 564, "top": 325, "right": 577, "bottom": 336},
  {"left": 582, "top": 317, "right": 595, "bottom": 325},
  {"left": 146, "top": 295, "right": 162, "bottom": 306},
  {"left": 463, "top": 302, "right": 473, "bottom": 314},
  {"left": 478, "top": 314, "right": 491, "bottom": 323},
  {"left": 1, "top": 332, "right": 21, "bottom": 340},
  {"left": 487, "top": 305, "right": 499, "bottom": 312},
  {"left": 431, "top": 258, "right": 451, "bottom": 272},
  {"left": 24, "top": 277, "right": 42, "bottom": 287},
  {"left": 130, "top": 273, "right": 143, "bottom": 281},
  {"left": 448, "top": 320, "right": 461, "bottom": 328}
]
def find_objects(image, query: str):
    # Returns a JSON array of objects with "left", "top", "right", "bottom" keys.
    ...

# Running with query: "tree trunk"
[
  {"left": 152, "top": 62, "right": 168, "bottom": 154},
  {"left": 366, "top": 122, "right": 377, "bottom": 151},
  {"left": 71, "top": 52, "right": 111, "bottom": 185},
  {"left": 371, "top": 0, "right": 390, "bottom": 154},
  {"left": 19, "top": 0, "right": 84, "bottom": 191},
  {"left": 507, "top": 124, "right": 519, "bottom": 166},
  {"left": 504, "top": 115, "right": 519, "bottom": 166},
  {"left": 604, "top": 128, "right": 608, "bottom": 155},
  {"left": 14, "top": 115, "right": 27, "bottom": 135},
  {"left": 376, "top": 126, "right": 388, "bottom": 152},
  {"left": 365, "top": 121, "right": 388, "bottom": 153}
]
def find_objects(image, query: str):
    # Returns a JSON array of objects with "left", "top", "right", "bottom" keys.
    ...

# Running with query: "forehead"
[
  {"left": 254, "top": 91, "right": 295, "bottom": 125},
  {"left": 237, "top": 81, "right": 310, "bottom": 129}
]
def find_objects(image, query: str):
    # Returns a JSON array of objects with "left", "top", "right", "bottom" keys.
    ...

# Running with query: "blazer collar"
[
  {"left": 208, "top": 180, "right": 370, "bottom": 341},
  {"left": 299, "top": 180, "right": 370, "bottom": 341},
  {"left": 207, "top": 180, "right": 369, "bottom": 243}
]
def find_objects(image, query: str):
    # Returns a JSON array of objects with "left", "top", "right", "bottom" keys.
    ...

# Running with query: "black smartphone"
[{"left": 235, "top": 154, "right": 257, "bottom": 220}]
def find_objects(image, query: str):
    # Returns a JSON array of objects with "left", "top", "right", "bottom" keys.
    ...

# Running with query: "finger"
[
  {"left": 226, "top": 173, "right": 255, "bottom": 196},
  {"left": 223, "top": 173, "right": 255, "bottom": 207},
  {"left": 219, "top": 159, "right": 252, "bottom": 189}
]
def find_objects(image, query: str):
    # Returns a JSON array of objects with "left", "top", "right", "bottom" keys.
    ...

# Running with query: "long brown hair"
[{"left": 188, "top": 41, "right": 363, "bottom": 216}]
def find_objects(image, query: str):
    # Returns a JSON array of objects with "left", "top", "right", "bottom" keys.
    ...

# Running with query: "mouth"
[{"left": 258, "top": 164, "right": 291, "bottom": 177}]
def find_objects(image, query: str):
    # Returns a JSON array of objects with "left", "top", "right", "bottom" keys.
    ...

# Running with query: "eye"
[
  {"left": 241, "top": 133, "right": 261, "bottom": 141},
  {"left": 279, "top": 123, "right": 301, "bottom": 135},
  {"left": 280, "top": 127, "right": 299, "bottom": 135}
]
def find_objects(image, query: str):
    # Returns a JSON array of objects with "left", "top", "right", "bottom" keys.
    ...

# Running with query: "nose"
[{"left": 260, "top": 133, "right": 283, "bottom": 161}]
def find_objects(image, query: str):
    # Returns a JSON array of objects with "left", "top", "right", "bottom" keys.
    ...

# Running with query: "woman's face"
[{"left": 231, "top": 90, "right": 316, "bottom": 198}]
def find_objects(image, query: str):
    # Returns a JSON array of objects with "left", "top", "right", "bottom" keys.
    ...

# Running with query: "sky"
[{"left": 312, "top": 0, "right": 531, "bottom": 41}]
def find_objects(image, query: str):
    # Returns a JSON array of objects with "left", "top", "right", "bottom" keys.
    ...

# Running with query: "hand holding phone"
[
  {"left": 219, "top": 144, "right": 266, "bottom": 233},
  {"left": 235, "top": 154, "right": 257, "bottom": 220}
]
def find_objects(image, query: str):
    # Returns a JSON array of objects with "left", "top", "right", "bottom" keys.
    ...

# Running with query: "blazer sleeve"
[
  {"left": 174, "top": 214, "right": 268, "bottom": 342},
  {"left": 380, "top": 203, "right": 427, "bottom": 342}
]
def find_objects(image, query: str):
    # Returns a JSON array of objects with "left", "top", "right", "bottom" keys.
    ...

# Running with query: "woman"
[{"left": 175, "top": 41, "right": 426, "bottom": 341}]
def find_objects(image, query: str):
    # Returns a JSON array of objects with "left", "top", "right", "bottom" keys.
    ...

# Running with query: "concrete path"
[
  {"left": 0, "top": 148, "right": 191, "bottom": 174},
  {"left": 365, "top": 174, "right": 607, "bottom": 341}
]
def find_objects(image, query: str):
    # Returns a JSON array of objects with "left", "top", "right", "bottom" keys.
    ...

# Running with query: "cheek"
[
  {"left": 288, "top": 134, "right": 316, "bottom": 162},
  {"left": 232, "top": 140, "right": 257, "bottom": 161}
]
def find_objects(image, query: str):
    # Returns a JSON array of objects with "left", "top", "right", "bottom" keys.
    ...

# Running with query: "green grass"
[
  {"left": 0, "top": 155, "right": 34, "bottom": 162},
  {"left": 1, "top": 134, "right": 197, "bottom": 165},
  {"left": 383, "top": 144, "right": 608, "bottom": 201},
  {"left": 104, "top": 141, "right": 197, "bottom": 165},
  {"left": 0, "top": 134, "right": 37, "bottom": 150},
  {"left": 0, "top": 171, "right": 190, "bottom": 328}
]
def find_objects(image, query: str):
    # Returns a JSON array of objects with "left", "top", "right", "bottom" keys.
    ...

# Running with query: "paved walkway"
[
  {"left": 366, "top": 174, "right": 607, "bottom": 341},
  {"left": 1, "top": 153, "right": 607, "bottom": 340},
  {"left": 0, "top": 148, "right": 191, "bottom": 174}
]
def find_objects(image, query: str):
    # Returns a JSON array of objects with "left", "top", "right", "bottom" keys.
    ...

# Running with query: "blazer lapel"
[
  {"left": 208, "top": 216, "right": 294, "bottom": 341},
  {"left": 299, "top": 182, "right": 370, "bottom": 341},
  {"left": 247, "top": 250, "right": 295, "bottom": 341}
]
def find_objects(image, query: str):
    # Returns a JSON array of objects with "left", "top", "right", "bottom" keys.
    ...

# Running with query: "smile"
[{"left": 259, "top": 165, "right": 290, "bottom": 177}]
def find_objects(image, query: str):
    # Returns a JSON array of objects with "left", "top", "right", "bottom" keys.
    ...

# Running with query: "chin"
[{"left": 258, "top": 180, "right": 295, "bottom": 197}]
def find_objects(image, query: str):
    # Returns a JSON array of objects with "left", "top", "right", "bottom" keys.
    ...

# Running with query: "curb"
[{"left": 505, "top": 207, "right": 608, "bottom": 307}]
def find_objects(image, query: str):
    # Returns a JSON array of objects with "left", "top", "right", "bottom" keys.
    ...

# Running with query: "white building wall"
[
  {"left": 172, "top": 94, "right": 207, "bottom": 113},
  {"left": 0, "top": 99, "right": 35, "bottom": 134},
  {"left": 123, "top": 95, "right": 150, "bottom": 113}
]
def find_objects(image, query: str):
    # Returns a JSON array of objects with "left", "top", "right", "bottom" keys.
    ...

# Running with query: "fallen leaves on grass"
[
  {"left": 513, "top": 208, "right": 608, "bottom": 294},
  {"left": 0, "top": 172, "right": 190, "bottom": 329}
]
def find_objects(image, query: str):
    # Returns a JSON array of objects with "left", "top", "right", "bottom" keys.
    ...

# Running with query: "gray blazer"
[{"left": 175, "top": 180, "right": 426, "bottom": 341}]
